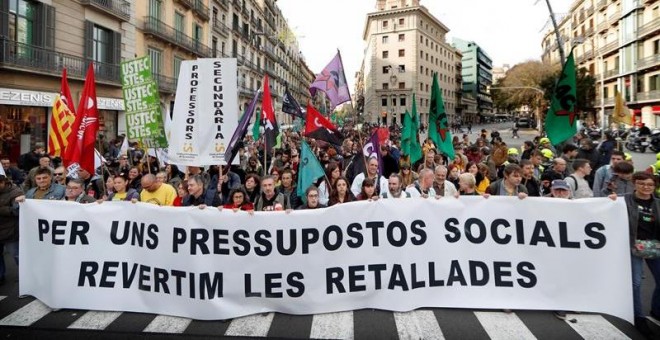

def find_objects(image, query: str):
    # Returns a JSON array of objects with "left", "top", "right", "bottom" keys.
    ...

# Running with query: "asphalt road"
[{"left": 0, "top": 123, "right": 657, "bottom": 339}]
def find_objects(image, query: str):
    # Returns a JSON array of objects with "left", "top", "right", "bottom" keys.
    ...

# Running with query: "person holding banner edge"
[{"left": 610, "top": 171, "right": 660, "bottom": 336}]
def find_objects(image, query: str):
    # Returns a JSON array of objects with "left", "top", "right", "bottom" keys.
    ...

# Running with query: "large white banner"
[
  {"left": 19, "top": 197, "right": 633, "bottom": 322},
  {"left": 168, "top": 59, "right": 238, "bottom": 166}
]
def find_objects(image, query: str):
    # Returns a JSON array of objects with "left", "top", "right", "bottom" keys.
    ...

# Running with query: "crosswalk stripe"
[
  {"left": 0, "top": 300, "right": 52, "bottom": 326},
  {"left": 393, "top": 310, "right": 445, "bottom": 340},
  {"left": 310, "top": 311, "right": 354, "bottom": 339},
  {"left": 224, "top": 313, "right": 274, "bottom": 337},
  {"left": 68, "top": 311, "right": 122, "bottom": 330},
  {"left": 474, "top": 311, "right": 537, "bottom": 340},
  {"left": 565, "top": 314, "right": 630, "bottom": 340},
  {"left": 143, "top": 315, "right": 192, "bottom": 333}
]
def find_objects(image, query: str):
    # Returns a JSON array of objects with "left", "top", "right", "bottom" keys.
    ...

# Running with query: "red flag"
[
  {"left": 304, "top": 103, "right": 343, "bottom": 146},
  {"left": 261, "top": 74, "right": 279, "bottom": 149},
  {"left": 63, "top": 64, "right": 99, "bottom": 174},
  {"left": 60, "top": 68, "right": 76, "bottom": 112}
]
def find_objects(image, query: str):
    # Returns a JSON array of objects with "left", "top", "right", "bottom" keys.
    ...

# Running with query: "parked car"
[{"left": 515, "top": 118, "right": 535, "bottom": 129}]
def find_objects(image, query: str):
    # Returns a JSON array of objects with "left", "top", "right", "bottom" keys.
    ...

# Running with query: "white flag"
[
  {"left": 0, "top": 163, "right": 5, "bottom": 177},
  {"left": 94, "top": 149, "right": 106, "bottom": 169},
  {"left": 118, "top": 136, "right": 129, "bottom": 158}
]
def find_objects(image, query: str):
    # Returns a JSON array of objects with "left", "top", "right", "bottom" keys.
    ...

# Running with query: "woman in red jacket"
[{"left": 221, "top": 188, "right": 254, "bottom": 212}]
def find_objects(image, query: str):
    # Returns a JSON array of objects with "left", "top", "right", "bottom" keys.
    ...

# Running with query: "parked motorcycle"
[
  {"left": 650, "top": 129, "right": 660, "bottom": 153},
  {"left": 625, "top": 127, "right": 651, "bottom": 153}
]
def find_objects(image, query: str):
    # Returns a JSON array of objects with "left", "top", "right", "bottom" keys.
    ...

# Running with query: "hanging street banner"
[
  {"left": 167, "top": 59, "right": 239, "bottom": 166},
  {"left": 120, "top": 57, "right": 167, "bottom": 148},
  {"left": 19, "top": 197, "right": 632, "bottom": 322}
]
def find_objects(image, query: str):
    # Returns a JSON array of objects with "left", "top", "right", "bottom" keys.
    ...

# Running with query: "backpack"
[{"left": 567, "top": 175, "right": 579, "bottom": 191}]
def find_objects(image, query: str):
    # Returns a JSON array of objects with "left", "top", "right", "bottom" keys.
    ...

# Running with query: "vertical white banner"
[{"left": 168, "top": 59, "right": 239, "bottom": 166}]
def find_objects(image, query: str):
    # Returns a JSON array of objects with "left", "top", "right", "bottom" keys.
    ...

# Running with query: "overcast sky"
[{"left": 277, "top": 0, "right": 574, "bottom": 89}]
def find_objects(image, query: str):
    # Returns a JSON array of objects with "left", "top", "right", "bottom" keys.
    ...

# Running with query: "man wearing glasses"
[
  {"left": 63, "top": 179, "right": 96, "bottom": 203},
  {"left": 52, "top": 166, "right": 68, "bottom": 186}
]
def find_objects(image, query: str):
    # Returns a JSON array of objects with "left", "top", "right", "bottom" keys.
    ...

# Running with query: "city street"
[{"left": 0, "top": 122, "right": 655, "bottom": 339}]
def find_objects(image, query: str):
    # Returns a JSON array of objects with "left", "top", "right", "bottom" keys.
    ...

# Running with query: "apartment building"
[
  {"left": 205, "top": 0, "right": 314, "bottom": 126},
  {"left": 452, "top": 38, "right": 493, "bottom": 121},
  {"left": 359, "top": 0, "right": 461, "bottom": 127},
  {"left": 0, "top": 0, "right": 134, "bottom": 163},
  {"left": 541, "top": 0, "right": 660, "bottom": 128}
]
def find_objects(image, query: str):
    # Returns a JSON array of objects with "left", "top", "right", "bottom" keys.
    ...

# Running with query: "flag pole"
[{"left": 95, "top": 139, "right": 108, "bottom": 196}]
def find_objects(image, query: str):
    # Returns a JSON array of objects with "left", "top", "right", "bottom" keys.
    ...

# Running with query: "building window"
[
  {"left": 392, "top": 98, "right": 397, "bottom": 106},
  {"left": 426, "top": 84, "right": 429, "bottom": 92},
  {"left": 382, "top": 35, "right": 389, "bottom": 43},
  {"left": 398, "top": 82, "right": 405, "bottom": 89},
  {"left": 382, "top": 51, "right": 389, "bottom": 58},
  {"left": 650, "top": 75, "right": 659, "bottom": 91},
  {"left": 654, "top": 39, "right": 659, "bottom": 54},
  {"left": 174, "top": 56, "right": 183, "bottom": 80},
  {"left": 400, "top": 96, "right": 406, "bottom": 106},
  {"left": 383, "top": 83, "right": 389, "bottom": 90},
  {"left": 193, "top": 23, "right": 202, "bottom": 43},
  {"left": 381, "top": 97, "right": 387, "bottom": 106},
  {"left": 147, "top": 47, "right": 162, "bottom": 75},
  {"left": 399, "top": 18, "right": 404, "bottom": 25},
  {"left": 8, "top": 0, "right": 37, "bottom": 45},
  {"left": 149, "top": 0, "right": 162, "bottom": 19},
  {"left": 383, "top": 66, "right": 390, "bottom": 74},
  {"left": 212, "top": 37, "right": 218, "bottom": 57},
  {"left": 420, "top": 36, "right": 423, "bottom": 43},
  {"left": 420, "top": 83, "right": 423, "bottom": 91},
  {"left": 398, "top": 34, "right": 405, "bottom": 42},
  {"left": 398, "top": 49, "right": 405, "bottom": 57},
  {"left": 383, "top": 20, "right": 388, "bottom": 28},
  {"left": 93, "top": 25, "right": 113, "bottom": 63},
  {"left": 175, "top": 12, "right": 185, "bottom": 32},
  {"left": 399, "top": 65, "right": 405, "bottom": 72}
]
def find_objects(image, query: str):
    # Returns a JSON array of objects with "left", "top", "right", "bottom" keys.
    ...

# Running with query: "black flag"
[{"left": 282, "top": 85, "right": 304, "bottom": 119}]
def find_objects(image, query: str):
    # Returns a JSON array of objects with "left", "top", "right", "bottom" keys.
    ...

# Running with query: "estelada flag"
[
  {"left": 304, "top": 102, "right": 343, "bottom": 146},
  {"left": 63, "top": 64, "right": 99, "bottom": 174}
]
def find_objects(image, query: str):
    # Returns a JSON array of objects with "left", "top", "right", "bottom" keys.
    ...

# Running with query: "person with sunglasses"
[{"left": 52, "top": 166, "right": 67, "bottom": 186}]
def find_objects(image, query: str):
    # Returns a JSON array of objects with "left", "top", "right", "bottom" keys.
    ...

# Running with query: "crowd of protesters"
[{"left": 1, "top": 123, "right": 660, "bottom": 336}]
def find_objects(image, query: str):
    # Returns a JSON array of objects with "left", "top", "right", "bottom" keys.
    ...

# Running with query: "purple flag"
[
  {"left": 225, "top": 90, "right": 261, "bottom": 165},
  {"left": 362, "top": 131, "right": 383, "bottom": 177},
  {"left": 309, "top": 51, "right": 351, "bottom": 109}
]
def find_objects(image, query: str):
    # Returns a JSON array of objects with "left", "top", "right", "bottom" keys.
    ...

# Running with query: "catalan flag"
[{"left": 48, "top": 94, "right": 75, "bottom": 157}]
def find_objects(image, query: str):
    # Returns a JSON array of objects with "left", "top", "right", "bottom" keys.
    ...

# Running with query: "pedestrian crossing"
[{"left": 0, "top": 295, "right": 642, "bottom": 339}]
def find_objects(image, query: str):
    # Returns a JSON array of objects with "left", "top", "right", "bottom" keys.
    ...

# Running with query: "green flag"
[
  {"left": 401, "top": 108, "right": 413, "bottom": 156},
  {"left": 252, "top": 110, "right": 261, "bottom": 140},
  {"left": 297, "top": 140, "right": 325, "bottom": 204},
  {"left": 409, "top": 93, "right": 423, "bottom": 165},
  {"left": 545, "top": 50, "right": 577, "bottom": 145},
  {"left": 429, "top": 73, "right": 455, "bottom": 160}
]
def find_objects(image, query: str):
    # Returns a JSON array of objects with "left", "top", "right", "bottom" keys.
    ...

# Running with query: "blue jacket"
[{"left": 26, "top": 183, "right": 65, "bottom": 200}]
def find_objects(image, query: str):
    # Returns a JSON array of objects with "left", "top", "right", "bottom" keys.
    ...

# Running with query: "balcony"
[
  {"left": 638, "top": 17, "right": 660, "bottom": 39},
  {"left": 604, "top": 97, "right": 615, "bottom": 106},
  {"left": 174, "top": 0, "right": 194, "bottom": 9},
  {"left": 600, "top": 40, "right": 618, "bottom": 56},
  {"left": 212, "top": 20, "right": 229, "bottom": 37},
  {"left": 609, "top": 10, "right": 621, "bottom": 25},
  {"left": 0, "top": 37, "right": 119, "bottom": 84},
  {"left": 154, "top": 73, "right": 177, "bottom": 94},
  {"left": 636, "top": 90, "right": 660, "bottom": 102},
  {"left": 265, "top": 0, "right": 275, "bottom": 12},
  {"left": 80, "top": 0, "right": 130, "bottom": 22},
  {"left": 264, "top": 64, "right": 277, "bottom": 77},
  {"left": 597, "top": 21, "right": 608, "bottom": 33},
  {"left": 597, "top": 0, "right": 607, "bottom": 10},
  {"left": 218, "top": 0, "right": 228, "bottom": 10},
  {"left": 265, "top": 15, "right": 275, "bottom": 29},
  {"left": 637, "top": 54, "right": 660, "bottom": 70},
  {"left": 586, "top": 6, "right": 594, "bottom": 16},
  {"left": 143, "top": 16, "right": 212, "bottom": 57},
  {"left": 238, "top": 83, "right": 253, "bottom": 96},
  {"left": 585, "top": 27, "right": 594, "bottom": 36},
  {"left": 241, "top": 5, "right": 249, "bottom": 18},
  {"left": 584, "top": 50, "right": 594, "bottom": 60},
  {"left": 262, "top": 44, "right": 276, "bottom": 59},
  {"left": 604, "top": 68, "right": 619, "bottom": 79},
  {"left": 232, "top": 0, "right": 240, "bottom": 8},
  {"left": 193, "top": 0, "right": 209, "bottom": 21}
]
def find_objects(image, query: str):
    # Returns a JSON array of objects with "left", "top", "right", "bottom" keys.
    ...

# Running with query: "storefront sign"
[
  {"left": 120, "top": 57, "right": 167, "bottom": 148},
  {"left": 97, "top": 97, "right": 125, "bottom": 111},
  {"left": 0, "top": 88, "right": 56, "bottom": 107}
]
